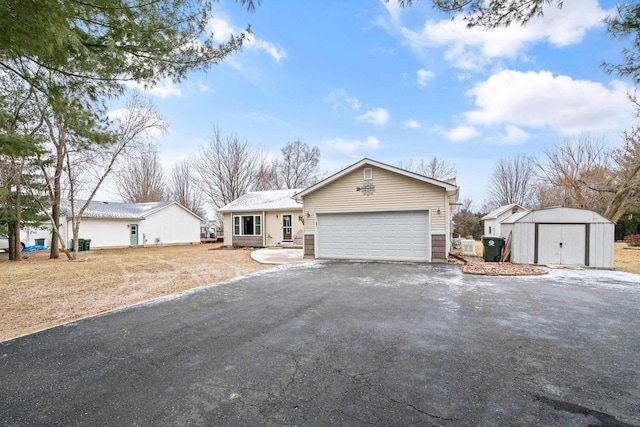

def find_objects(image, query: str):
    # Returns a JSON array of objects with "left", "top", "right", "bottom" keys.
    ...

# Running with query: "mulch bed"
[{"left": 449, "top": 253, "right": 548, "bottom": 276}]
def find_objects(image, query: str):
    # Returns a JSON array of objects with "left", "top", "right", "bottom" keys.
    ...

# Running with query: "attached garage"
[
  {"left": 316, "top": 211, "right": 430, "bottom": 261},
  {"left": 502, "top": 207, "right": 614, "bottom": 269},
  {"left": 295, "top": 158, "right": 459, "bottom": 262}
]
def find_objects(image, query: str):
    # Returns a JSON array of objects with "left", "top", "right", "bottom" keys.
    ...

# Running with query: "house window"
[
  {"left": 364, "top": 168, "right": 373, "bottom": 180},
  {"left": 234, "top": 215, "right": 262, "bottom": 235}
]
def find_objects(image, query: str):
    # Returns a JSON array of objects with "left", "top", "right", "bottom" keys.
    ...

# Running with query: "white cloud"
[
  {"left": 356, "top": 107, "right": 390, "bottom": 126},
  {"left": 208, "top": 17, "right": 286, "bottom": 62},
  {"left": 403, "top": 119, "right": 421, "bottom": 129},
  {"left": 499, "top": 125, "right": 530, "bottom": 144},
  {"left": 464, "top": 70, "right": 633, "bottom": 135},
  {"left": 346, "top": 96, "right": 361, "bottom": 110},
  {"left": 324, "top": 89, "right": 360, "bottom": 110},
  {"left": 416, "top": 68, "right": 435, "bottom": 87},
  {"left": 245, "top": 33, "right": 286, "bottom": 61},
  {"left": 326, "top": 136, "right": 381, "bottom": 154},
  {"left": 208, "top": 17, "right": 235, "bottom": 43},
  {"left": 443, "top": 125, "right": 480, "bottom": 142},
  {"left": 380, "top": 0, "right": 404, "bottom": 24},
  {"left": 124, "top": 78, "right": 182, "bottom": 99},
  {"left": 197, "top": 81, "right": 210, "bottom": 93},
  {"left": 399, "top": 0, "right": 606, "bottom": 70}
]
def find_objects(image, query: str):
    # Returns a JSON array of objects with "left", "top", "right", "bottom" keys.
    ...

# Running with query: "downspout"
[{"left": 263, "top": 211, "right": 266, "bottom": 247}]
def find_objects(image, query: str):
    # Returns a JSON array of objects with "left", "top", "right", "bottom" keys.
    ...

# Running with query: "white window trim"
[
  {"left": 281, "top": 213, "right": 294, "bottom": 242},
  {"left": 233, "top": 214, "right": 262, "bottom": 236},
  {"left": 364, "top": 167, "right": 373, "bottom": 180}
]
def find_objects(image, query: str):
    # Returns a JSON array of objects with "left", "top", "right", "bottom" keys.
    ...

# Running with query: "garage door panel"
[{"left": 317, "top": 211, "right": 430, "bottom": 261}]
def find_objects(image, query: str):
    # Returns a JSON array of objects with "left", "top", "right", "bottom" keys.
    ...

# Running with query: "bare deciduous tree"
[
  {"left": 536, "top": 136, "right": 611, "bottom": 212},
  {"left": 604, "top": 127, "right": 640, "bottom": 222},
  {"left": 397, "top": 156, "right": 456, "bottom": 180},
  {"left": 192, "top": 127, "right": 267, "bottom": 211},
  {"left": 169, "top": 159, "right": 206, "bottom": 218},
  {"left": 485, "top": 154, "right": 536, "bottom": 210},
  {"left": 459, "top": 198, "right": 473, "bottom": 212},
  {"left": 252, "top": 152, "right": 279, "bottom": 192},
  {"left": 116, "top": 149, "right": 167, "bottom": 203},
  {"left": 276, "top": 140, "right": 321, "bottom": 189},
  {"left": 37, "top": 93, "right": 167, "bottom": 259}
]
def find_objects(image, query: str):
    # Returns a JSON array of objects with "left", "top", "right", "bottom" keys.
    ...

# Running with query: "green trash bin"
[
  {"left": 78, "top": 238, "right": 86, "bottom": 252},
  {"left": 85, "top": 239, "right": 91, "bottom": 251},
  {"left": 482, "top": 236, "right": 505, "bottom": 262}
]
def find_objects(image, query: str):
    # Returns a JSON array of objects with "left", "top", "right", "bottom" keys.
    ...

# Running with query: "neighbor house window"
[
  {"left": 233, "top": 215, "right": 262, "bottom": 235},
  {"left": 364, "top": 167, "right": 373, "bottom": 180}
]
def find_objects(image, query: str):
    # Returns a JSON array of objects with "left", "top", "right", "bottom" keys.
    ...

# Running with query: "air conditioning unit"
[{"left": 461, "top": 239, "right": 477, "bottom": 256}]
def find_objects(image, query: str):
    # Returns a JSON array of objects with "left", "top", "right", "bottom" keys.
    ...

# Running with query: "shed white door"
[
  {"left": 537, "top": 224, "right": 586, "bottom": 265},
  {"left": 316, "top": 211, "right": 430, "bottom": 261}
]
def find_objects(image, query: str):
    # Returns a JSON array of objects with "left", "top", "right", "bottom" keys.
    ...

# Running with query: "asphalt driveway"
[{"left": 1, "top": 261, "right": 639, "bottom": 426}]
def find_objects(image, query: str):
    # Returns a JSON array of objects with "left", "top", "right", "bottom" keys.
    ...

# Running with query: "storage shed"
[{"left": 502, "top": 207, "right": 614, "bottom": 269}]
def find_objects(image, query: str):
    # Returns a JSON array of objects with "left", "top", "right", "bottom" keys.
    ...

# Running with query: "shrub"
[{"left": 624, "top": 234, "right": 640, "bottom": 247}]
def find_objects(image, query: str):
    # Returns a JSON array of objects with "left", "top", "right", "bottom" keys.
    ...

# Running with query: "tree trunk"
[
  {"left": 49, "top": 132, "right": 65, "bottom": 259},
  {"left": 11, "top": 160, "right": 22, "bottom": 261}
]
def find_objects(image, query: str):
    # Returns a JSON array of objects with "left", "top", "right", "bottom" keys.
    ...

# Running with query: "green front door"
[{"left": 130, "top": 224, "right": 138, "bottom": 246}]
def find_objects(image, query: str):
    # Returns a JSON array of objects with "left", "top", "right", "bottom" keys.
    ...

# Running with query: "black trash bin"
[{"left": 481, "top": 236, "right": 506, "bottom": 262}]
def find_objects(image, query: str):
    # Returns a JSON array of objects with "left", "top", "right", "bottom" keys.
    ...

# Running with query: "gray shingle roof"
[
  {"left": 61, "top": 200, "right": 174, "bottom": 219},
  {"left": 218, "top": 189, "right": 304, "bottom": 212}
]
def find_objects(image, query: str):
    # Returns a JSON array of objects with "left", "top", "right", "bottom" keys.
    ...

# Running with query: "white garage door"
[
  {"left": 316, "top": 211, "right": 430, "bottom": 261},
  {"left": 537, "top": 224, "right": 586, "bottom": 266}
]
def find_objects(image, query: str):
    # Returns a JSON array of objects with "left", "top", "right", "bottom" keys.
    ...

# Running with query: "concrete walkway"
[{"left": 251, "top": 248, "right": 306, "bottom": 264}]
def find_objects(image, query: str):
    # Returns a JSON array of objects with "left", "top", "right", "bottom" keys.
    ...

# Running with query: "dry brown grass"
[
  {"left": 0, "top": 244, "right": 272, "bottom": 342},
  {"left": 614, "top": 241, "right": 640, "bottom": 275}
]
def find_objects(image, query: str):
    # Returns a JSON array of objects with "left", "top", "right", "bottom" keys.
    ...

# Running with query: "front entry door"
[
  {"left": 282, "top": 214, "right": 293, "bottom": 241},
  {"left": 130, "top": 224, "right": 138, "bottom": 246}
]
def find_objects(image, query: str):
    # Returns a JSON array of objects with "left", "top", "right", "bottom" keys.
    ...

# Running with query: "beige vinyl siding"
[
  {"left": 223, "top": 213, "right": 232, "bottom": 246},
  {"left": 303, "top": 166, "right": 448, "bottom": 234},
  {"left": 263, "top": 210, "right": 304, "bottom": 246}
]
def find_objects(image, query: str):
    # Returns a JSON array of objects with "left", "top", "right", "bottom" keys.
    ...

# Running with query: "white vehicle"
[{"left": 0, "top": 234, "right": 26, "bottom": 252}]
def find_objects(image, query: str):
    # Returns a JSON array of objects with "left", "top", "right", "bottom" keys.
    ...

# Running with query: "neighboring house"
[
  {"left": 501, "top": 206, "right": 614, "bottom": 269},
  {"left": 481, "top": 203, "right": 528, "bottom": 237},
  {"left": 294, "top": 158, "right": 459, "bottom": 262},
  {"left": 48, "top": 200, "right": 203, "bottom": 249},
  {"left": 218, "top": 189, "right": 304, "bottom": 248},
  {"left": 200, "top": 219, "right": 223, "bottom": 242}
]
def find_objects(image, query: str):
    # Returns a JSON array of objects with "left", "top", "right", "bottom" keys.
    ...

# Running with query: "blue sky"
[{"left": 117, "top": 0, "right": 635, "bottom": 212}]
